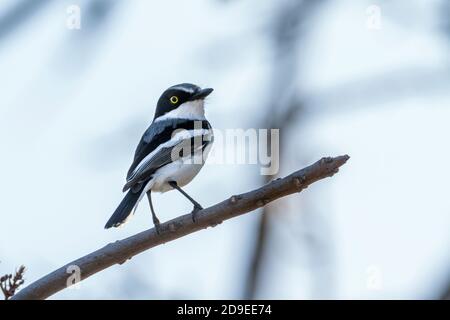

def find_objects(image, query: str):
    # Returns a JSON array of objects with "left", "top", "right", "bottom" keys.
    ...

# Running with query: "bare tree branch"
[
  {"left": 11, "top": 155, "right": 349, "bottom": 300},
  {"left": 1, "top": 265, "right": 26, "bottom": 300}
]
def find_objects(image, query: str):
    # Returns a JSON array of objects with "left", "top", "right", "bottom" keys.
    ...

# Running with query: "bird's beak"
[{"left": 191, "top": 87, "right": 214, "bottom": 100}]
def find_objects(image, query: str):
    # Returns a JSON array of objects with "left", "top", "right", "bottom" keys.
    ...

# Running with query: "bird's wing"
[
  {"left": 123, "top": 119, "right": 212, "bottom": 192},
  {"left": 126, "top": 120, "right": 173, "bottom": 179}
]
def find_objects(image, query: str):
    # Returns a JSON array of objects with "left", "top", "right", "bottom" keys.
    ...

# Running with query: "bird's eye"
[{"left": 170, "top": 96, "right": 179, "bottom": 104}]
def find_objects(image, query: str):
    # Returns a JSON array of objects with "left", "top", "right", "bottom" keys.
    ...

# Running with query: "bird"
[{"left": 105, "top": 83, "right": 214, "bottom": 233}]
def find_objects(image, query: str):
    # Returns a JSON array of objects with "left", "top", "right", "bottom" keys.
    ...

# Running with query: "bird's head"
[{"left": 153, "top": 83, "right": 213, "bottom": 121}]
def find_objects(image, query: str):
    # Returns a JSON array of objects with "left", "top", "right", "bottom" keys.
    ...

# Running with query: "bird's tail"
[{"left": 105, "top": 188, "right": 142, "bottom": 229}]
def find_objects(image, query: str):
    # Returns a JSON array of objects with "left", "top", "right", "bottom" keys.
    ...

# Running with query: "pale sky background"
[{"left": 0, "top": 0, "right": 449, "bottom": 299}]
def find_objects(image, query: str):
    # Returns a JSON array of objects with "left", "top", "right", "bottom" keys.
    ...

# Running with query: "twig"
[
  {"left": 1, "top": 265, "right": 26, "bottom": 300},
  {"left": 11, "top": 155, "right": 349, "bottom": 300}
]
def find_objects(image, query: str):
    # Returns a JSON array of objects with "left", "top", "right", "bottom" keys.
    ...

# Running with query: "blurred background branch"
[
  {"left": 244, "top": 0, "right": 331, "bottom": 299},
  {"left": 0, "top": 0, "right": 53, "bottom": 44}
]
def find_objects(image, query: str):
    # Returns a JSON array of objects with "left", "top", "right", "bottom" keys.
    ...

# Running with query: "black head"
[{"left": 153, "top": 83, "right": 213, "bottom": 120}]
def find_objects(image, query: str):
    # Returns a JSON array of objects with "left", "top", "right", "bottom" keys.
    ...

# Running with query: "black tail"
[{"left": 105, "top": 189, "right": 142, "bottom": 229}]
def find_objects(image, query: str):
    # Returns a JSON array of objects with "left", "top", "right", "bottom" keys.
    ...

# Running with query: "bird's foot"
[
  {"left": 191, "top": 204, "right": 203, "bottom": 223},
  {"left": 153, "top": 218, "right": 161, "bottom": 235}
]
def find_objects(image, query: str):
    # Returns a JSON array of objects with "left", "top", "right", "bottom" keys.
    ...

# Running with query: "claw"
[
  {"left": 153, "top": 218, "right": 161, "bottom": 235},
  {"left": 191, "top": 205, "right": 202, "bottom": 223}
]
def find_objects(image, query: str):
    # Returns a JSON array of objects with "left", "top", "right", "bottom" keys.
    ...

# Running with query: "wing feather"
[{"left": 122, "top": 123, "right": 212, "bottom": 192}]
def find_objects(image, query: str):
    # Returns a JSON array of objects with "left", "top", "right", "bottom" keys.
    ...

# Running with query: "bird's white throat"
[{"left": 156, "top": 100, "right": 206, "bottom": 122}]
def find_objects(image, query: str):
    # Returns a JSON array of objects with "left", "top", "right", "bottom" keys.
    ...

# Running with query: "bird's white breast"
[{"left": 150, "top": 159, "right": 206, "bottom": 193}]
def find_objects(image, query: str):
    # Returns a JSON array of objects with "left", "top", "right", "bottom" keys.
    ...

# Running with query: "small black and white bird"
[{"left": 105, "top": 83, "right": 214, "bottom": 232}]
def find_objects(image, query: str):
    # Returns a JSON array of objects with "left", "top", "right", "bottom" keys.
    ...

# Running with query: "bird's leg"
[
  {"left": 168, "top": 181, "right": 203, "bottom": 222},
  {"left": 146, "top": 191, "right": 161, "bottom": 234}
]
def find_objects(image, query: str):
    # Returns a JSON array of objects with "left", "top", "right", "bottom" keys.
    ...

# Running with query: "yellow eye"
[{"left": 170, "top": 96, "right": 179, "bottom": 104}]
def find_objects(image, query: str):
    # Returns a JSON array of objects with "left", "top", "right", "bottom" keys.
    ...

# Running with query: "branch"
[
  {"left": 11, "top": 155, "right": 349, "bottom": 300},
  {"left": 1, "top": 265, "right": 26, "bottom": 300}
]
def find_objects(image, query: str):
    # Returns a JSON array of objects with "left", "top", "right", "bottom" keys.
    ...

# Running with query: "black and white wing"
[{"left": 122, "top": 119, "right": 212, "bottom": 192}]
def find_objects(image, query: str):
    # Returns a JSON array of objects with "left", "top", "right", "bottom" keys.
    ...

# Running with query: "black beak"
[{"left": 191, "top": 87, "right": 214, "bottom": 100}]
